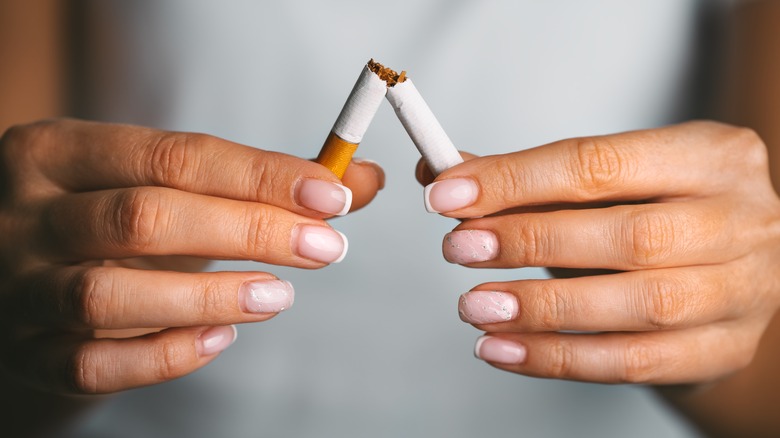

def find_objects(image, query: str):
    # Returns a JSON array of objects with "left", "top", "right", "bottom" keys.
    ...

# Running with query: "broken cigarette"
[
  {"left": 316, "top": 59, "right": 463, "bottom": 178},
  {"left": 315, "top": 60, "right": 388, "bottom": 178},
  {"left": 385, "top": 73, "right": 464, "bottom": 176}
]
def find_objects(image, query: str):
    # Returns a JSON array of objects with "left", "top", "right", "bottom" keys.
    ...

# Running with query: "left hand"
[{"left": 418, "top": 121, "right": 780, "bottom": 384}]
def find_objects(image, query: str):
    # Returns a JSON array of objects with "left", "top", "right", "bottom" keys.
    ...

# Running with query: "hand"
[
  {"left": 419, "top": 121, "right": 780, "bottom": 384},
  {"left": 0, "top": 118, "right": 383, "bottom": 394}
]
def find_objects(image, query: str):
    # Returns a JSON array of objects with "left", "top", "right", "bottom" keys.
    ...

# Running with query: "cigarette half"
[
  {"left": 386, "top": 78, "right": 464, "bottom": 176},
  {"left": 316, "top": 61, "right": 389, "bottom": 178}
]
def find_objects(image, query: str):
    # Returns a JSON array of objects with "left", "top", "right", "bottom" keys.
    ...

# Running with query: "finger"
[
  {"left": 423, "top": 121, "right": 767, "bottom": 217},
  {"left": 458, "top": 265, "right": 741, "bottom": 332},
  {"left": 341, "top": 158, "right": 385, "bottom": 212},
  {"left": 35, "top": 187, "right": 348, "bottom": 266},
  {"left": 6, "top": 266, "right": 296, "bottom": 329},
  {"left": 2, "top": 326, "right": 236, "bottom": 394},
  {"left": 473, "top": 321, "right": 763, "bottom": 384},
  {"left": 441, "top": 201, "right": 741, "bottom": 270},
  {"left": 415, "top": 151, "right": 478, "bottom": 186},
  {"left": 7, "top": 119, "right": 368, "bottom": 218}
]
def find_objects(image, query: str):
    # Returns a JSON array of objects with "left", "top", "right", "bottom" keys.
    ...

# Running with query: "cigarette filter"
[
  {"left": 316, "top": 61, "right": 388, "bottom": 178},
  {"left": 386, "top": 78, "right": 464, "bottom": 176}
]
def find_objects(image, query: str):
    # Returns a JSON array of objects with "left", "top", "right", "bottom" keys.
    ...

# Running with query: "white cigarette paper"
[
  {"left": 386, "top": 79, "right": 464, "bottom": 175},
  {"left": 317, "top": 62, "right": 389, "bottom": 178},
  {"left": 332, "top": 65, "right": 388, "bottom": 144}
]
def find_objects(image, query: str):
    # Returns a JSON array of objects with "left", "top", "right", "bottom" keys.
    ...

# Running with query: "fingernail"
[
  {"left": 474, "top": 336, "right": 526, "bottom": 364},
  {"left": 297, "top": 179, "right": 352, "bottom": 216},
  {"left": 240, "top": 279, "right": 294, "bottom": 314},
  {"left": 352, "top": 157, "right": 385, "bottom": 190},
  {"left": 443, "top": 230, "right": 499, "bottom": 264},
  {"left": 424, "top": 178, "right": 478, "bottom": 213},
  {"left": 459, "top": 291, "right": 518, "bottom": 324},
  {"left": 294, "top": 225, "right": 348, "bottom": 263},
  {"left": 198, "top": 325, "right": 237, "bottom": 356}
]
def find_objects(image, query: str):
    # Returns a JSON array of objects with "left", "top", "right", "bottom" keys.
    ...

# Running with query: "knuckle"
[
  {"left": 734, "top": 336, "right": 760, "bottom": 370},
  {"left": 518, "top": 220, "right": 552, "bottom": 266},
  {"left": 625, "top": 209, "right": 675, "bottom": 267},
  {"left": 483, "top": 157, "right": 524, "bottom": 202},
  {"left": 244, "top": 207, "right": 282, "bottom": 259},
  {"left": 0, "top": 124, "right": 29, "bottom": 154},
  {"left": 152, "top": 339, "right": 191, "bottom": 381},
  {"left": 193, "top": 279, "right": 231, "bottom": 321},
  {"left": 146, "top": 132, "right": 205, "bottom": 187},
  {"left": 535, "top": 283, "right": 567, "bottom": 330},
  {"left": 112, "top": 188, "right": 167, "bottom": 251},
  {"left": 733, "top": 348, "right": 755, "bottom": 372},
  {"left": 729, "top": 126, "right": 768, "bottom": 171},
  {"left": 73, "top": 268, "right": 115, "bottom": 328},
  {"left": 68, "top": 344, "right": 101, "bottom": 394},
  {"left": 546, "top": 338, "right": 575, "bottom": 379},
  {"left": 249, "top": 152, "right": 286, "bottom": 201},
  {"left": 570, "top": 138, "right": 627, "bottom": 196},
  {"left": 642, "top": 276, "right": 689, "bottom": 330},
  {"left": 1, "top": 119, "right": 57, "bottom": 145},
  {"left": 0, "top": 119, "right": 74, "bottom": 201},
  {"left": 700, "top": 122, "right": 769, "bottom": 173},
  {"left": 1, "top": 120, "right": 58, "bottom": 166},
  {"left": 620, "top": 340, "right": 661, "bottom": 383}
]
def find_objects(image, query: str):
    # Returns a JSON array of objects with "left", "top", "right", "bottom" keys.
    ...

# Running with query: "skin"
[
  {"left": 416, "top": 1, "right": 780, "bottom": 437},
  {"left": 0, "top": 118, "right": 384, "bottom": 389},
  {"left": 0, "top": 119, "right": 383, "bottom": 434},
  {"left": 0, "top": 1, "right": 384, "bottom": 435},
  {"left": 655, "top": 2, "right": 780, "bottom": 437},
  {"left": 0, "top": 119, "right": 384, "bottom": 432},
  {"left": 2, "top": 1, "right": 779, "bottom": 438}
]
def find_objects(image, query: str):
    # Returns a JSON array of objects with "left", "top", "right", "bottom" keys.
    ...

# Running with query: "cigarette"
[
  {"left": 385, "top": 73, "right": 464, "bottom": 176},
  {"left": 316, "top": 60, "right": 390, "bottom": 178},
  {"left": 317, "top": 59, "right": 463, "bottom": 178}
]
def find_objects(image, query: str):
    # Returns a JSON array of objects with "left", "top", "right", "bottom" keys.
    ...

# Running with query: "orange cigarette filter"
[
  {"left": 316, "top": 59, "right": 406, "bottom": 178},
  {"left": 316, "top": 133, "right": 359, "bottom": 179}
]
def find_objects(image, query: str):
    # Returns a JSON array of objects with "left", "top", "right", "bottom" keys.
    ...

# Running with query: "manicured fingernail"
[
  {"left": 198, "top": 325, "right": 237, "bottom": 356},
  {"left": 474, "top": 336, "right": 526, "bottom": 364},
  {"left": 240, "top": 279, "right": 294, "bottom": 314},
  {"left": 294, "top": 225, "right": 348, "bottom": 263},
  {"left": 459, "top": 291, "right": 518, "bottom": 324},
  {"left": 424, "top": 178, "right": 478, "bottom": 213},
  {"left": 297, "top": 179, "right": 352, "bottom": 216},
  {"left": 443, "top": 230, "right": 499, "bottom": 264},
  {"left": 352, "top": 157, "right": 385, "bottom": 190}
]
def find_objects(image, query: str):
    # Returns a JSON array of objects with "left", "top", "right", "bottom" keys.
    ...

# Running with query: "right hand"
[{"left": 0, "top": 118, "right": 384, "bottom": 394}]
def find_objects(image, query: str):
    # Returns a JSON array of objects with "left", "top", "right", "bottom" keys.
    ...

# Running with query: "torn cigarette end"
[
  {"left": 317, "top": 132, "right": 359, "bottom": 179},
  {"left": 367, "top": 58, "right": 407, "bottom": 87}
]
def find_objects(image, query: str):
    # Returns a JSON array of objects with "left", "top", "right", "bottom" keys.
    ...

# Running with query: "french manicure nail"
[
  {"left": 424, "top": 178, "right": 478, "bottom": 213},
  {"left": 198, "top": 325, "right": 237, "bottom": 356},
  {"left": 474, "top": 336, "right": 526, "bottom": 364},
  {"left": 443, "top": 230, "right": 499, "bottom": 264},
  {"left": 294, "top": 225, "right": 348, "bottom": 263},
  {"left": 459, "top": 291, "right": 518, "bottom": 324},
  {"left": 297, "top": 179, "right": 353, "bottom": 216},
  {"left": 240, "top": 279, "right": 294, "bottom": 313}
]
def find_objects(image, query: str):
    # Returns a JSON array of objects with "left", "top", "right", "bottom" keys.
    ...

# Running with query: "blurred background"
[{"left": 11, "top": 0, "right": 735, "bottom": 436}]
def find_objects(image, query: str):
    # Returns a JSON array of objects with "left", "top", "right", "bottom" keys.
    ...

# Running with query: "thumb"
[
  {"left": 415, "top": 151, "right": 478, "bottom": 186},
  {"left": 341, "top": 158, "right": 385, "bottom": 213}
]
